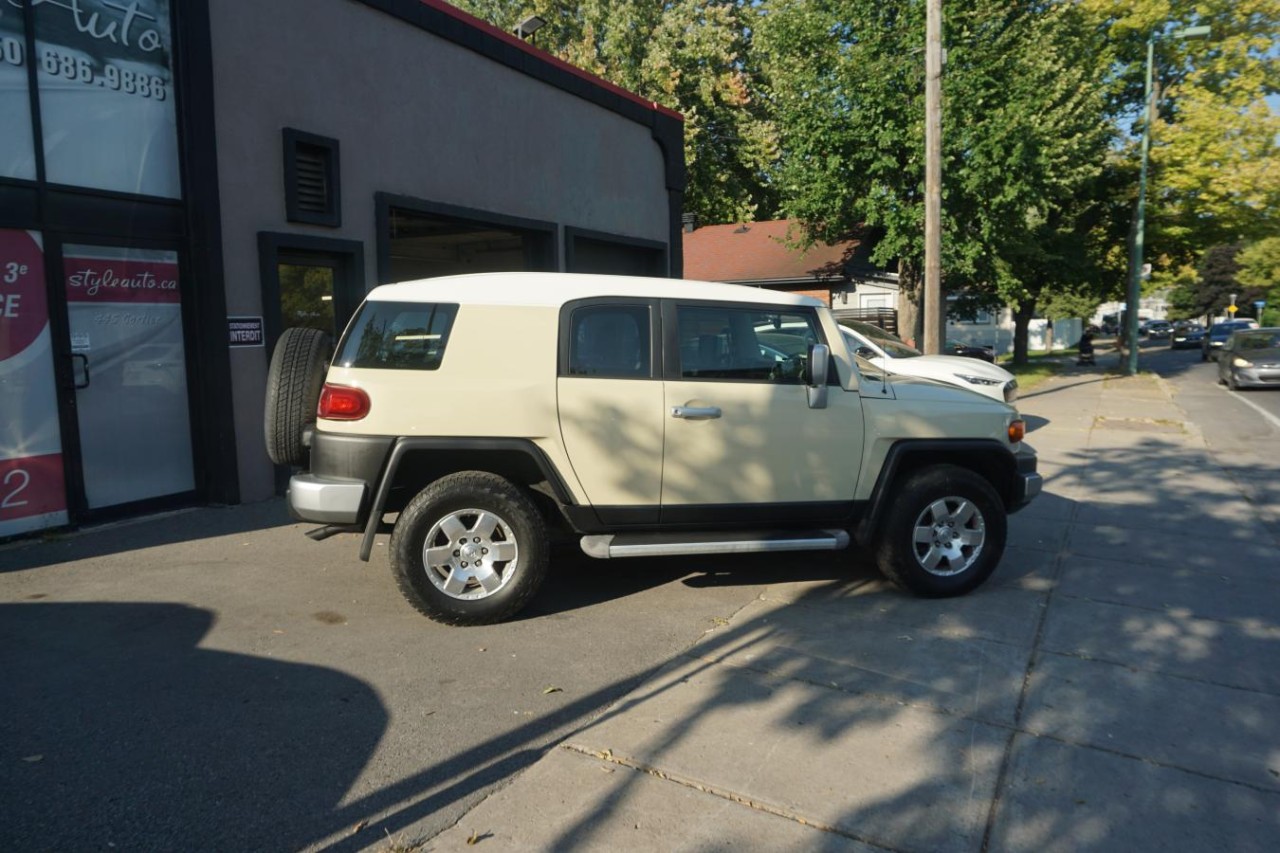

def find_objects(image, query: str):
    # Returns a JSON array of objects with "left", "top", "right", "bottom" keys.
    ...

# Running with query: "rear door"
[{"left": 556, "top": 299, "right": 664, "bottom": 524}]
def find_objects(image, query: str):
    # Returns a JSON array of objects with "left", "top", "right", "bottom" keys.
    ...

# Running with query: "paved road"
[
  {"left": 0, "top": 503, "right": 848, "bottom": 851},
  {"left": 4, "top": 354, "right": 1278, "bottom": 851}
]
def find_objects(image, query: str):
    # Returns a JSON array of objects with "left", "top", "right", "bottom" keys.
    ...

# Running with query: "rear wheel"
[
  {"left": 875, "top": 465, "right": 1007, "bottom": 597},
  {"left": 390, "top": 472, "right": 549, "bottom": 626},
  {"left": 264, "top": 327, "right": 331, "bottom": 466}
]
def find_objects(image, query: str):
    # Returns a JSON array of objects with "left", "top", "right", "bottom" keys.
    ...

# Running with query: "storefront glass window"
[
  {"left": 32, "top": 0, "right": 180, "bottom": 198},
  {"left": 0, "top": 4, "right": 37, "bottom": 180},
  {"left": 63, "top": 243, "right": 193, "bottom": 508},
  {"left": 0, "top": 229, "right": 68, "bottom": 536}
]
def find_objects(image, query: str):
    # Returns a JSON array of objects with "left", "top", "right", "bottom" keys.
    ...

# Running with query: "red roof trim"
[{"left": 419, "top": 0, "right": 684, "bottom": 122}]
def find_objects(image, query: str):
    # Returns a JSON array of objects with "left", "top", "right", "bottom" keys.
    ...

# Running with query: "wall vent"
[{"left": 283, "top": 129, "right": 341, "bottom": 227}]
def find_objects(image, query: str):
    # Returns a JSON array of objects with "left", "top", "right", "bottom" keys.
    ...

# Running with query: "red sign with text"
[
  {"left": 0, "top": 230, "right": 48, "bottom": 361},
  {"left": 64, "top": 258, "right": 181, "bottom": 304},
  {"left": 0, "top": 454, "right": 66, "bottom": 522}
]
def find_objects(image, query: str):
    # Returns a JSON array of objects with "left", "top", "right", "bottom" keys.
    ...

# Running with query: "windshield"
[
  {"left": 1235, "top": 331, "right": 1280, "bottom": 351},
  {"left": 839, "top": 320, "right": 922, "bottom": 359}
]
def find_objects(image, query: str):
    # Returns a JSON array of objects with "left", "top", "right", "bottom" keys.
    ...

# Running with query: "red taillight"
[{"left": 318, "top": 384, "right": 370, "bottom": 420}]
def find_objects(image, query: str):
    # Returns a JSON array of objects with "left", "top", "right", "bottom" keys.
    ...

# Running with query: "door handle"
[
  {"left": 72, "top": 353, "right": 91, "bottom": 390},
  {"left": 671, "top": 405, "right": 721, "bottom": 420}
]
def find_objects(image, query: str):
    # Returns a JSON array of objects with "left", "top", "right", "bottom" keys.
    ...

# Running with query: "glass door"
[{"left": 61, "top": 244, "right": 194, "bottom": 510}]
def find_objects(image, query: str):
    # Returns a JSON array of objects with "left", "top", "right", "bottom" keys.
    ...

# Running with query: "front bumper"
[
  {"left": 1009, "top": 445, "right": 1042, "bottom": 512},
  {"left": 1231, "top": 365, "right": 1280, "bottom": 387},
  {"left": 288, "top": 474, "right": 366, "bottom": 524}
]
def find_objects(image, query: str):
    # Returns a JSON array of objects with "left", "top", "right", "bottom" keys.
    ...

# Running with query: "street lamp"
[
  {"left": 1124, "top": 23, "right": 1211, "bottom": 376},
  {"left": 513, "top": 15, "right": 546, "bottom": 43}
]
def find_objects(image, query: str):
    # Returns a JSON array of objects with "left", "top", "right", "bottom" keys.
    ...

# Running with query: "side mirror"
[{"left": 806, "top": 343, "right": 829, "bottom": 409}]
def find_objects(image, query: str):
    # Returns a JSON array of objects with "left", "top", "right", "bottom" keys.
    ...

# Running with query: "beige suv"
[{"left": 265, "top": 273, "right": 1041, "bottom": 626}]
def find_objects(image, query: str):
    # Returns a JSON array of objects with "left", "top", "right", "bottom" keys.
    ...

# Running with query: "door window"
[
  {"left": 278, "top": 262, "right": 336, "bottom": 337},
  {"left": 676, "top": 305, "right": 820, "bottom": 384},
  {"left": 568, "top": 305, "right": 651, "bottom": 378}
]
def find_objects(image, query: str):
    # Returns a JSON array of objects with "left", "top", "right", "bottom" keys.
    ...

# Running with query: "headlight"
[
  {"left": 1232, "top": 357, "right": 1253, "bottom": 368},
  {"left": 956, "top": 374, "right": 1002, "bottom": 386}
]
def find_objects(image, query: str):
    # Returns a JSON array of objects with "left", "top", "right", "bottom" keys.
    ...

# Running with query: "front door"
[
  {"left": 660, "top": 301, "right": 862, "bottom": 522},
  {"left": 61, "top": 243, "right": 195, "bottom": 510}
]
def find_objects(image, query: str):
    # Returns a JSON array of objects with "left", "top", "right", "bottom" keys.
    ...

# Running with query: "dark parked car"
[
  {"left": 1217, "top": 328, "right": 1280, "bottom": 390},
  {"left": 1170, "top": 323, "right": 1205, "bottom": 350},
  {"left": 1202, "top": 320, "right": 1258, "bottom": 361},
  {"left": 943, "top": 339, "right": 997, "bottom": 363},
  {"left": 1141, "top": 320, "right": 1173, "bottom": 339}
]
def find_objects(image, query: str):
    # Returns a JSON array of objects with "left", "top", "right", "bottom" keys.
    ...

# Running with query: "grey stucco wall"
[{"left": 207, "top": 0, "right": 671, "bottom": 502}]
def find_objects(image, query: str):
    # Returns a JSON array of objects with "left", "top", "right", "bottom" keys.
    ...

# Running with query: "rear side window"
[
  {"left": 334, "top": 301, "right": 458, "bottom": 370},
  {"left": 568, "top": 305, "right": 651, "bottom": 378}
]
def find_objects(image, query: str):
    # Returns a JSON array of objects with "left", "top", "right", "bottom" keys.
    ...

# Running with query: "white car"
[{"left": 838, "top": 320, "right": 1018, "bottom": 405}]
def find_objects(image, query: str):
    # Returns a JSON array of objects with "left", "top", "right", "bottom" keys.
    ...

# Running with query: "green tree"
[
  {"left": 1079, "top": 0, "right": 1280, "bottom": 264},
  {"left": 1237, "top": 237, "right": 1280, "bottom": 324},
  {"left": 757, "top": 0, "right": 1111, "bottom": 359},
  {"left": 1170, "top": 243, "right": 1267, "bottom": 321},
  {"left": 452, "top": 1, "right": 777, "bottom": 224}
]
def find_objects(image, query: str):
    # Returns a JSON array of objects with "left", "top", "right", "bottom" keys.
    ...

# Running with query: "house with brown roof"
[{"left": 681, "top": 219, "right": 899, "bottom": 315}]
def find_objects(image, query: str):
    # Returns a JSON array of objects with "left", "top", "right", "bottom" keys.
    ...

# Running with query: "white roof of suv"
[{"left": 370, "top": 272, "right": 826, "bottom": 309}]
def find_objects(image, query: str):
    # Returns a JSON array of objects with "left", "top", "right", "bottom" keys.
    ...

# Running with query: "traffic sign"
[
  {"left": 1227, "top": 304, "right": 1238, "bottom": 314},
  {"left": 1256, "top": 300, "right": 1267, "bottom": 310}
]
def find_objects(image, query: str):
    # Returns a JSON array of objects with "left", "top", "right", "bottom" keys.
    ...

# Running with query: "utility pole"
[{"left": 923, "top": 0, "right": 943, "bottom": 355}]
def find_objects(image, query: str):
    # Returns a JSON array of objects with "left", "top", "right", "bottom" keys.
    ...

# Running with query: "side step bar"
[{"left": 580, "top": 529, "right": 850, "bottom": 560}]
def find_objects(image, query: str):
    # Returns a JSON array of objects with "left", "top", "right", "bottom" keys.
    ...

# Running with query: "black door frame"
[
  {"left": 42, "top": 229, "right": 203, "bottom": 524},
  {"left": 257, "top": 232, "right": 366, "bottom": 353}
]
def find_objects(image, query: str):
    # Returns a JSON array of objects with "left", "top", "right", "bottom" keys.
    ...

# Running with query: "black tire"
[
  {"left": 875, "top": 465, "right": 1007, "bottom": 598},
  {"left": 264, "top": 327, "right": 331, "bottom": 466},
  {"left": 389, "top": 472, "right": 549, "bottom": 626}
]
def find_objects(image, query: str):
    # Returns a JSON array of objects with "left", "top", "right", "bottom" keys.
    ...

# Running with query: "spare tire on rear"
[{"left": 264, "top": 327, "right": 332, "bottom": 466}]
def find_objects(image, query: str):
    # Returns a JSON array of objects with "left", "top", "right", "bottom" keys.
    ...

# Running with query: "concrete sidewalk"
[{"left": 428, "top": 370, "right": 1280, "bottom": 852}]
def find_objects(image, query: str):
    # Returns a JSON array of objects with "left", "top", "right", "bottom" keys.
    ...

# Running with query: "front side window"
[
  {"left": 677, "top": 305, "right": 821, "bottom": 383},
  {"left": 567, "top": 305, "right": 651, "bottom": 378},
  {"left": 335, "top": 301, "right": 457, "bottom": 370}
]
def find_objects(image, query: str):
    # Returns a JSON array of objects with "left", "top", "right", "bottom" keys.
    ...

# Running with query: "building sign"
[
  {"left": 228, "top": 316, "right": 264, "bottom": 347},
  {"left": 0, "top": 229, "right": 68, "bottom": 537},
  {"left": 30, "top": 0, "right": 180, "bottom": 198},
  {"left": 0, "top": 3, "right": 37, "bottom": 179}
]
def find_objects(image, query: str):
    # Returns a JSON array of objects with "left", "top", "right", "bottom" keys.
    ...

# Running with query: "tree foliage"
[
  {"left": 1237, "top": 237, "right": 1280, "bottom": 324},
  {"left": 452, "top": 1, "right": 777, "bottom": 224},
  {"left": 1079, "top": 0, "right": 1280, "bottom": 264},
  {"left": 1169, "top": 243, "right": 1268, "bottom": 321},
  {"left": 756, "top": 0, "right": 1112, "bottom": 357}
]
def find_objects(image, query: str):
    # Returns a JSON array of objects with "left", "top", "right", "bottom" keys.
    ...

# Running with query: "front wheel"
[
  {"left": 389, "top": 472, "right": 549, "bottom": 626},
  {"left": 875, "top": 465, "right": 1007, "bottom": 597}
]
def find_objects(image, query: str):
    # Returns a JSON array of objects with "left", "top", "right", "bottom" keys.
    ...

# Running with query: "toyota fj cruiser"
[{"left": 265, "top": 273, "right": 1041, "bottom": 626}]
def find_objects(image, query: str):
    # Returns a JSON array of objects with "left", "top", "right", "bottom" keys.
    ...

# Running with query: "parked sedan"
[
  {"left": 943, "top": 339, "right": 997, "bottom": 362},
  {"left": 1202, "top": 319, "right": 1259, "bottom": 361},
  {"left": 838, "top": 320, "right": 1018, "bottom": 404},
  {"left": 1217, "top": 328, "right": 1280, "bottom": 390},
  {"left": 1170, "top": 323, "right": 1205, "bottom": 350},
  {"left": 1142, "top": 320, "right": 1173, "bottom": 339}
]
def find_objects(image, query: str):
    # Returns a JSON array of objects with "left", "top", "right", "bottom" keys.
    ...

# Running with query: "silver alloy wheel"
[
  {"left": 911, "top": 496, "right": 986, "bottom": 577},
  {"left": 422, "top": 508, "right": 519, "bottom": 600}
]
